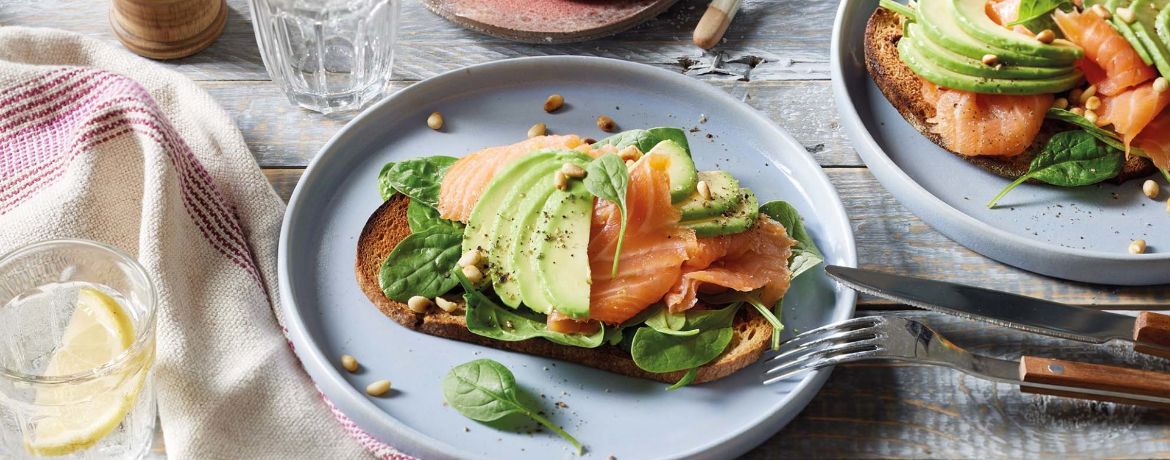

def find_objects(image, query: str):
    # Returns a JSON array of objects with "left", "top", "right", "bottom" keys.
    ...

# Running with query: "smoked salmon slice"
[
  {"left": 438, "top": 135, "right": 585, "bottom": 222},
  {"left": 588, "top": 153, "right": 697, "bottom": 325},
  {"left": 1054, "top": 9, "right": 1156, "bottom": 96},
  {"left": 921, "top": 80, "right": 1053, "bottom": 157},
  {"left": 986, "top": 0, "right": 1033, "bottom": 35},
  {"left": 663, "top": 216, "right": 795, "bottom": 314},
  {"left": 1132, "top": 109, "right": 1170, "bottom": 170},
  {"left": 1098, "top": 81, "right": 1170, "bottom": 150}
]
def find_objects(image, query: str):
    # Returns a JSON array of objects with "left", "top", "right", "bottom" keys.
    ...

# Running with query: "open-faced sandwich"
[
  {"left": 866, "top": 0, "right": 1170, "bottom": 206},
  {"left": 356, "top": 128, "right": 823, "bottom": 388}
]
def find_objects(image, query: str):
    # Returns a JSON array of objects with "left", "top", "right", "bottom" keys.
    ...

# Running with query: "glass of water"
[
  {"left": 248, "top": 0, "right": 401, "bottom": 114},
  {"left": 0, "top": 240, "right": 157, "bottom": 459}
]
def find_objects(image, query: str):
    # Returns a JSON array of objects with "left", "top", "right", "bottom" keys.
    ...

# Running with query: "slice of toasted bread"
[
  {"left": 863, "top": 7, "right": 1154, "bottom": 182},
  {"left": 355, "top": 195, "right": 774, "bottom": 384}
]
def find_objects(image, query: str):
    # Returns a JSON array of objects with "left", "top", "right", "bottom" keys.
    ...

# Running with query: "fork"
[{"left": 763, "top": 316, "right": 1170, "bottom": 408}]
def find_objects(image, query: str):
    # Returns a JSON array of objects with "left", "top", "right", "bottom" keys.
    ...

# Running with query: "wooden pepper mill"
[{"left": 110, "top": 0, "right": 228, "bottom": 60}]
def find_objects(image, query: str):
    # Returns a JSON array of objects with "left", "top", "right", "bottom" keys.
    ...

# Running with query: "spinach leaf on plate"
[
  {"left": 380, "top": 155, "right": 458, "bottom": 207},
  {"left": 584, "top": 154, "right": 630, "bottom": 277},
  {"left": 987, "top": 131, "right": 1123, "bottom": 208},
  {"left": 462, "top": 285, "right": 605, "bottom": 348},
  {"left": 630, "top": 303, "right": 740, "bottom": 373},
  {"left": 378, "top": 227, "right": 462, "bottom": 301},
  {"left": 595, "top": 127, "right": 691, "bottom": 155},
  {"left": 759, "top": 200, "right": 825, "bottom": 280},
  {"left": 406, "top": 199, "right": 464, "bottom": 233},
  {"left": 442, "top": 359, "right": 583, "bottom": 454},
  {"left": 378, "top": 161, "right": 398, "bottom": 201},
  {"left": 667, "top": 367, "right": 699, "bottom": 391}
]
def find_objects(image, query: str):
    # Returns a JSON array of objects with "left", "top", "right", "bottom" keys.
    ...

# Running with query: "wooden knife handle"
[
  {"left": 1019, "top": 356, "right": 1170, "bottom": 408},
  {"left": 1133, "top": 312, "right": 1170, "bottom": 359}
]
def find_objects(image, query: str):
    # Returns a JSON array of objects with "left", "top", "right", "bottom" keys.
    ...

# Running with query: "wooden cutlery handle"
[
  {"left": 1133, "top": 312, "right": 1170, "bottom": 359},
  {"left": 1019, "top": 356, "right": 1170, "bottom": 408}
]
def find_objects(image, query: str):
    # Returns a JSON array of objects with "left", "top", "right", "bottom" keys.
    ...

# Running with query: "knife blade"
[{"left": 824, "top": 265, "right": 1170, "bottom": 359}]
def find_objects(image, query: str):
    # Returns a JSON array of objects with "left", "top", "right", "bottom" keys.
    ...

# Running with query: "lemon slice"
[{"left": 24, "top": 287, "right": 149, "bottom": 457}]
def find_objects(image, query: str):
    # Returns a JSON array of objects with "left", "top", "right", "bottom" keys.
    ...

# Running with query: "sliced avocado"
[
  {"left": 489, "top": 152, "right": 587, "bottom": 307},
  {"left": 908, "top": 24, "right": 1075, "bottom": 80},
  {"left": 682, "top": 188, "right": 760, "bottom": 238},
  {"left": 1104, "top": 0, "right": 1156, "bottom": 65},
  {"left": 463, "top": 151, "right": 560, "bottom": 261},
  {"left": 899, "top": 31, "right": 1085, "bottom": 94},
  {"left": 917, "top": 0, "right": 1075, "bottom": 67},
  {"left": 951, "top": 0, "right": 1083, "bottom": 64},
  {"left": 536, "top": 179, "right": 594, "bottom": 319},
  {"left": 1128, "top": 0, "right": 1170, "bottom": 77},
  {"left": 645, "top": 140, "right": 698, "bottom": 203},
  {"left": 676, "top": 171, "right": 742, "bottom": 221},
  {"left": 511, "top": 154, "right": 593, "bottom": 314}
]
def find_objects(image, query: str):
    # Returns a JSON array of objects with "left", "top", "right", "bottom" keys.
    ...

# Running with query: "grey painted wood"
[
  {"left": 263, "top": 168, "right": 1170, "bottom": 308},
  {"left": 0, "top": 0, "right": 833, "bottom": 82}
]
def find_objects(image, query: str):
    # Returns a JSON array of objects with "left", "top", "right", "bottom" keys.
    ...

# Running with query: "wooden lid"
[{"left": 423, "top": 0, "right": 679, "bottom": 44}]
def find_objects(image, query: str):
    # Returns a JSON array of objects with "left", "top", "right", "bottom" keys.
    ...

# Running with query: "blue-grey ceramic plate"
[
  {"left": 278, "top": 56, "right": 857, "bottom": 459},
  {"left": 833, "top": 0, "right": 1170, "bottom": 285}
]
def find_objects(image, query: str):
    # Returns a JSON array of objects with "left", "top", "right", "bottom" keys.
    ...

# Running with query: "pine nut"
[
  {"left": 1144, "top": 179, "right": 1160, "bottom": 199},
  {"left": 1116, "top": 6, "right": 1135, "bottom": 23},
  {"left": 1085, "top": 96, "right": 1101, "bottom": 111},
  {"left": 1165, "top": 197, "right": 1170, "bottom": 213},
  {"left": 1080, "top": 85, "right": 1097, "bottom": 103},
  {"left": 461, "top": 264, "right": 484, "bottom": 284},
  {"left": 554, "top": 171, "right": 569, "bottom": 190},
  {"left": 697, "top": 180, "right": 713, "bottom": 200},
  {"left": 457, "top": 249, "right": 482, "bottom": 268},
  {"left": 366, "top": 379, "right": 392, "bottom": 396},
  {"left": 407, "top": 295, "right": 432, "bottom": 313},
  {"left": 341, "top": 354, "right": 359, "bottom": 373},
  {"left": 561, "top": 162, "right": 587, "bottom": 178},
  {"left": 1070, "top": 107, "right": 1085, "bottom": 116},
  {"left": 1155, "top": 77, "right": 1169, "bottom": 93},
  {"left": 436, "top": 297, "right": 459, "bottom": 313},
  {"left": 1084, "top": 109, "right": 1098, "bottom": 124},
  {"left": 618, "top": 145, "right": 643, "bottom": 162},
  {"left": 981, "top": 54, "right": 999, "bottom": 66},
  {"left": 596, "top": 115, "right": 617, "bottom": 132},
  {"left": 1129, "top": 239, "right": 1147, "bottom": 254},
  {"left": 1036, "top": 29, "right": 1056, "bottom": 44},
  {"left": 1091, "top": 4, "right": 1111, "bottom": 18},
  {"left": 1052, "top": 98, "right": 1069, "bottom": 110},
  {"left": 427, "top": 112, "right": 444, "bottom": 130},
  {"left": 544, "top": 94, "right": 564, "bottom": 113},
  {"left": 625, "top": 159, "right": 635, "bottom": 167},
  {"left": 528, "top": 123, "right": 547, "bottom": 138}
]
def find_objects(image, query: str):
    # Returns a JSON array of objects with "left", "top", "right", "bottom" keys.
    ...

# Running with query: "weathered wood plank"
[
  {"left": 262, "top": 167, "right": 1170, "bottom": 307},
  {"left": 0, "top": 0, "right": 834, "bottom": 82},
  {"left": 748, "top": 310, "right": 1170, "bottom": 459},
  {"left": 202, "top": 80, "right": 860, "bottom": 167}
]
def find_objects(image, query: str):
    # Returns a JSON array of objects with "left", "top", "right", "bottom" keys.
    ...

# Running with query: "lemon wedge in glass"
[{"left": 24, "top": 287, "right": 150, "bottom": 457}]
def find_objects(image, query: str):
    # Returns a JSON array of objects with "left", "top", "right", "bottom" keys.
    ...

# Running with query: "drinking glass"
[
  {"left": 248, "top": 0, "right": 401, "bottom": 114},
  {"left": 0, "top": 240, "right": 157, "bottom": 459}
]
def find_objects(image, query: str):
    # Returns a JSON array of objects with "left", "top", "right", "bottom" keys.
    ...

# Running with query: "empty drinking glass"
[{"left": 248, "top": 0, "right": 401, "bottom": 114}]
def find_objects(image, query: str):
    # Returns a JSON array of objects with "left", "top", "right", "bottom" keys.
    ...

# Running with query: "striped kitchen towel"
[{"left": 0, "top": 27, "right": 410, "bottom": 460}]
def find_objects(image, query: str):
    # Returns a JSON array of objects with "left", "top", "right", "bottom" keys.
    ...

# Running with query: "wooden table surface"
[{"left": 6, "top": 0, "right": 1170, "bottom": 458}]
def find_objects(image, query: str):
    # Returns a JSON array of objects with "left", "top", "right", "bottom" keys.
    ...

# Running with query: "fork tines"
[{"left": 762, "top": 316, "right": 886, "bottom": 385}]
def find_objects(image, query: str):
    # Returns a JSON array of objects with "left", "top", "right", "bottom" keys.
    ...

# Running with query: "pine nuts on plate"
[{"left": 366, "top": 379, "right": 392, "bottom": 396}]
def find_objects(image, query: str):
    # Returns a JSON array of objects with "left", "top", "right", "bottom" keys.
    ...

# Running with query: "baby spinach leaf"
[
  {"left": 1008, "top": 0, "right": 1069, "bottom": 27},
  {"left": 987, "top": 131, "right": 1123, "bottom": 208},
  {"left": 644, "top": 304, "right": 698, "bottom": 337},
  {"left": 381, "top": 156, "right": 458, "bottom": 208},
  {"left": 1047, "top": 108, "right": 1155, "bottom": 159},
  {"left": 378, "top": 161, "right": 398, "bottom": 201},
  {"left": 759, "top": 200, "right": 825, "bottom": 280},
  {"left": 596, "top": 127, "right": 691, "bottom": 155},
  {"left": 463, "top": 288, "right": 605, "bottom": 348},
  {"left": 667, "top": 367, "right": 699, "bottom": 391},
  {"left": 630, "top": 303, "right": 740, "bottom": 373},
  {"left": 743, "top": 294, "right": 785, "bottom": 351},
  {"left": 406, "top": 199, "right": 464, "bottom": 233},
  {"left": 378, "top": 227, "right": 462, "bottom": 301},
  {"left": 584, "top": 154, "right": 630, "bottom": 277},
  {"left": 443, "top": 359, "right": 583, "bottom": 454}
]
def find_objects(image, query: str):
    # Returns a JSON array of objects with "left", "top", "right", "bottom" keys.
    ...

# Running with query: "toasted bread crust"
[
  {"left": 863, "top": 7, "right": 1154, "bottom": 182},
  {"left": 356, "top": 195, "right": 774, "bottom": 385}
]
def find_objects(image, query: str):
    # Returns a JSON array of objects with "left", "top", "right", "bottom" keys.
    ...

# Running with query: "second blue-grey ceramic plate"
[
  {"left": 833, "top": 0, "right": 1170, "bottom": 285},
  {"left": 279, "top": 56, "right": 856, "bottom": 459}
]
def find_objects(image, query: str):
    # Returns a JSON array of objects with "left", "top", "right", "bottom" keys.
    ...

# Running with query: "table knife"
[{"left": 824, "top": 265, "right": 1170, "bottom": 359}]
